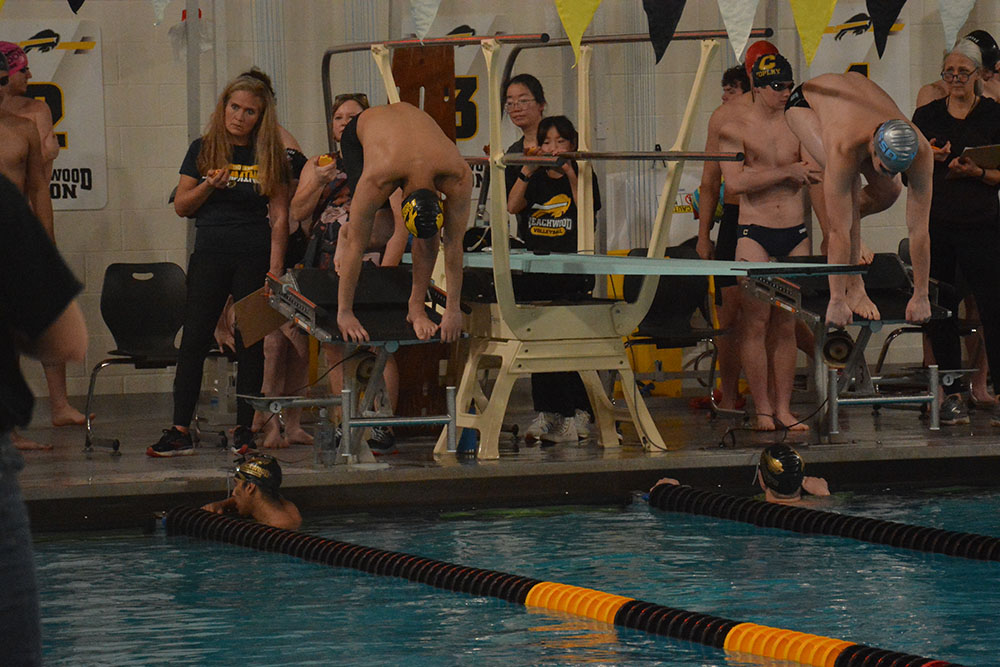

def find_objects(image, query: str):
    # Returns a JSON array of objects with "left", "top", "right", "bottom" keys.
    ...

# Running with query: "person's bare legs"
[
  {"left": 846, "top": 176, "right": 880, "bottom": 320},
  {"left": 794, "top": 319, "right": 815, "bottom": 359},
  {"left": 407, "top": 235, "right": 440, "bottom": 339},
  {"left": 740, "top": 285, "right": 777, "bottom": 430},
  {"left": 281, "top": 327, "right": 313, "bottom": 445},
  {"left": 257, "top": 329, "right": 288, "bottom": 449},
  {"left": 44, "top": 363, "right": 87, "bottom": 426},
  {"left": 770, "top": 307, "right": 808, "bottom": 430},
  {"left": 960, "top": 296, "right": 996, "bottom": 406},
  {"left": 715, "top": 285, "right": 743, "bottom": 410}
]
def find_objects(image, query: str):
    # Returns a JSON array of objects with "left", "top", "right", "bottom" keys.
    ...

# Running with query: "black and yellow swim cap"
[
  {"left": 401, "top": 188, "right": 444, "bottom": 239},
  {"left": 234, "top": 454, "right": 282, "bottom": 494},
  {"left": 751, "top": 53, "right": 793, "bottom": 88},
  {"left": 758, "top": 444, "right": 804, "bottom": 496}
]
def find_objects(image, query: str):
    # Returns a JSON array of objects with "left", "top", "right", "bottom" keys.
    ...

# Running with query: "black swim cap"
[
  {"left": 966, "top": 30, "right": 1000, "bottom": 70},
  {"left": 751, "top": 53, "right": 793, "bottom": 88},
  {"left": 234, "top": 454, "right": 282, "bottom": 494},
  {"left": 401, "top": 188, "right": 444, "bottom": 239},
  {"left": 758, "top": 444, "right": 804, "bottom": 496}
]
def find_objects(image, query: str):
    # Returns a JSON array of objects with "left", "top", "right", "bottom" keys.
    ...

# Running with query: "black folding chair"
[{"left": 84, "top": 262, "right": 186, "bottom": 453}]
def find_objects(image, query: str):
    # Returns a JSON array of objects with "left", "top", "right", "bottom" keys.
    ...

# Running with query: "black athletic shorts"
[{"left": 785, "top": 84, "right": 810, "bottom": 111}]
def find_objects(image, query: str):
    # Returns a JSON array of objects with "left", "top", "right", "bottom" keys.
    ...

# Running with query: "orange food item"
[
  {"left": 208, "top": 168, "right": 222, "bottom": 179},
  {"left": 317, "top": 154, "right": 335, "bottom": 167},
  {"left": 524, "top": 146, "right": 540, "bottom": 156}
]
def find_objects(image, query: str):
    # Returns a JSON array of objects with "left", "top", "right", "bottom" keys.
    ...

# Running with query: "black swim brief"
[
  {"left": 338, "top": 111, "right": 391, "bottom": 211},
  {"left": 738, "top": 223, "right": 808, "bottom": 258},
  {"left": 785, "top": 84, "right": 810, "bottom": 111},
  {"left": 339, "top": 113, "right": 364, "bottom": 193}
]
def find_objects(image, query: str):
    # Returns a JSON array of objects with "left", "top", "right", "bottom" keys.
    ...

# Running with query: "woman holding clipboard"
[{"left": 912, "top": 40, "right": 1000, "bottom": 424}]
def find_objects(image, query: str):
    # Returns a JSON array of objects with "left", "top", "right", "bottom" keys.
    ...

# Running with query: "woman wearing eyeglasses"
[
  {"left": 502, "top": 74, "right": 547, "bottom": 240},
  {"left": 912, "top": 41, "right": 1000, "bottom": 425},
  {"left": 288, "top": 92, "right": 404, "bottom": 454}
]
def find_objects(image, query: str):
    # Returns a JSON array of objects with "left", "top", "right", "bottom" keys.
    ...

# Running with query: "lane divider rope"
[
  {"left": 648, "top": 483, "right": 1000, "bottom": 562},
  {"left": 165, "top": 506, "right": 962, "bottom": 667}
]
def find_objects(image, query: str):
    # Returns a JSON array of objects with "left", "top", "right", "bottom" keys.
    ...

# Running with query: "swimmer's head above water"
[
  {"left": 757, "top": 444, "right": 804, "bottom": 497},
  {"left": 234, "top": 454, "right": 283, "bottom": 498}
]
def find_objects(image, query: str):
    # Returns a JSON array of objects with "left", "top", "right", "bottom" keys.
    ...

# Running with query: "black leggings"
[
  {"left": 173, "top": 250, "right": 268, "bottom": 427},
  {"left": 925, "top": 222, "right": 1000, "bottom": 394}
]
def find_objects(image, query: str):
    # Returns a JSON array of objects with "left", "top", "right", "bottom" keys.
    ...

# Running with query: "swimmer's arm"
[
  {"left": 381, "top": 190, "right": 408, "bottom": 267},
  {"left": 24, "top": 126, "right": 54, "bottom": 240},
  {"left": 697, "top": 122, "right": 723, "bottom": 258},
  {"left": 803, "top": 147, "right": 830, "bottom": 254},
  {"left": 201, "top": 497, "right": 237, "bottom": 514},
  {"left": 268, "top": 183, "right": 291, "bottom": 277},
  {"left": 904, "top": 152, "right": 933, "bottom": 302}
]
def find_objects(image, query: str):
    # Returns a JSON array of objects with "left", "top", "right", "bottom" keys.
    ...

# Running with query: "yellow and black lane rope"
[
  {"left": 648, "top": 483, "right": 1000, "bottom": 561},
  {"left": 165, "top": 506, "right": 962, "bottom": 667}
]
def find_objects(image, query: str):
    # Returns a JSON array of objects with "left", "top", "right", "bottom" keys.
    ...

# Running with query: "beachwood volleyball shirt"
[
  {"left": 180, "top": 138, "right": 271, "bottom": 253},
  {"left": 522, "top": 166, "right": 601, "bottom": 254}
]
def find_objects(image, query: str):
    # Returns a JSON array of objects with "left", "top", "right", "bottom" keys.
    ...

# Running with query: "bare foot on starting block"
[
  {"left": 50, "top": 404, "right": 90, "bottom": 427},
  {"left": 846, "top": 277, "right": 880, "bottom": 321},
  {"left": 12, "top": 431, "right": 53, "bottom": 451},
  {"left": 776, "top": 413, "right": 809, "bottom": 431},
  {"left": 261, "top": 421, "right": 287, "bottom": 450},
  {"left": 407, "top": 305, "right": 439, "bottom": 341},
  {"left": 753, "top": 415, "right": 777, "bottom": 431},
  {"left": 284, "top": 426, "right": 314, "bottom": 446},
  {"left": 337, "top": 311, "right": 370, "bottom": 342}
]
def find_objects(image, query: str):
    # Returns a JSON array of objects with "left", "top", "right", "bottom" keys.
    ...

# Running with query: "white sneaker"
[
  {"left": 541, "top": 416, "right": 578, "bottom": 443},
  {"left": 573, "top": 409, "right": 591, "bottom": 439},
  {"left": 525, "top": 412, "right": 559, "bottom": 442}
]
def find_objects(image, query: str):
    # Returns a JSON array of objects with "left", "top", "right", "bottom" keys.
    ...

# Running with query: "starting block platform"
[
  {"left": 745, "top": 253, "right": 952, "bottom": 435},
  {"left": 265, "top": 267, "right": 457, "bottom": 465}
]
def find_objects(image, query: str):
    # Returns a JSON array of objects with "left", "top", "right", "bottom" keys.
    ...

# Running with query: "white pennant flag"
[
  {"left": 939, "top": 0, "right": 976, "bottom": 50},
  {"left": 718, "top": 0, "right": 760, "bottom": 61},
  {"left": 410, "top": 0, "right": 442, "bottom": 41}
]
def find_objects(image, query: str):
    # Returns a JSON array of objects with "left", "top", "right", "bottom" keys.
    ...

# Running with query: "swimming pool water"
[{"left": 36, "top": 488, "right": 1000, "bottom": 665}]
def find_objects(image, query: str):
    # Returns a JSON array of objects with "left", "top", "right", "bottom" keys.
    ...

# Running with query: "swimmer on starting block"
[
  {"left": 202, "top": 454, "right": 301, "bottom": 530},
  {"left": 784, "top": 72, "right": 934, "bottom": 328},
  {"left": 335, "top": 102, "right": 473, "bottom": 343}
]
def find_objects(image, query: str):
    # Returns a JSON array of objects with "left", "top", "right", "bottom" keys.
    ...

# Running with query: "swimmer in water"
[{"left": 202, "top": 454, "right": 301, "bottom": 530}]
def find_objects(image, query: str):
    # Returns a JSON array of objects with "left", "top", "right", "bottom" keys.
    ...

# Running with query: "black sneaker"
[
  {"left": 940, "top": 394, "right": 970, "bottom": 426},
  {"left": 147, "top": 427, "right": 194, "bottom": 457},
  {"left": 367, "top": 426, "right": 397, "bottom": 456},
  {"left": 230, "top": 425, "right": 258, "bottom": 456}
]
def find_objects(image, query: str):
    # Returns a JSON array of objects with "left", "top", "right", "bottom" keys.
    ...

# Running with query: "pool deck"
[{"left": 18, "top": 383, "right": 1000, "bottom": 531}]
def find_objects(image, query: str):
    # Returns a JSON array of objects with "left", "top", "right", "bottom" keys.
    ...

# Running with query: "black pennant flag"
[
  {"left": 67, "top": 0, "right": 85, "bottom": 13},
  {"left": 867, "top": 0, "right": 907, "bottom": 58},
  {"left": 642, "top": 0, "right": 687, "bottom": 64}
]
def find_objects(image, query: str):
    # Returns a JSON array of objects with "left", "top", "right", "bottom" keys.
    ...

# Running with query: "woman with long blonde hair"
[{"left": 149, "top": 74, "right": 290, "bottom": 457}]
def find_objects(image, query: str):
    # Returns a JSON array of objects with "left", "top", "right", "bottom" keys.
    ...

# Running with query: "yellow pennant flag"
[
  {"left": 789, "top": 0, "right": 838, "bottom": 65},
  {"left": 0, "top": 0, "right": 5, "bottom": 13},
  {"left": 555, "top": 0, "right": 603, "bottom": 67}
]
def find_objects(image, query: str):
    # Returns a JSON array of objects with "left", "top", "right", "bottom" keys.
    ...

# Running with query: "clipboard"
[
  {"left": 960, "top": 144, "right": 1000, "bottom": 169},
  {"left": 233, "top": 287, "right": 286, "bottom": 346}
]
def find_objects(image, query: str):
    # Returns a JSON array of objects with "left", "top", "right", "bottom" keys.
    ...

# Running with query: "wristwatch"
[{"left": 518, "top": 172, "right": 530, "bottom": 182}]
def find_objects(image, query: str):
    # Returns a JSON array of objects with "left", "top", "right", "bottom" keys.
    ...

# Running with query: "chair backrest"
[
  {"left": 897, "top": 238, "right": 911, "bottom": 265},
  {"left": 100, "top": 263, "right": 186, "bottom": 355},
  {"left": 622, "top": 243, "right": 709, "bottom": 331}
]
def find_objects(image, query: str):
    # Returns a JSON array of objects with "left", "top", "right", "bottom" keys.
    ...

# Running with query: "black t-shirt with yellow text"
[
  {"left": 522, "top": 167, "right": 601, "bottom": 254},
  {"left": 179, "top": 138, "right": 272, "bottom": 253}
]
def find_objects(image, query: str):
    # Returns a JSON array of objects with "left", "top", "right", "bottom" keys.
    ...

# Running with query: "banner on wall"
[
  {"left": 7, "top": 19, "right": 107, "bottom": 210},
  {"left": 807, "top": 2, "right": 911, "bottom": 115}
]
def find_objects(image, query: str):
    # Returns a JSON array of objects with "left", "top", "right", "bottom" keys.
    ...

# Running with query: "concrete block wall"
[{"left": 5, "top": 0, "right": 997, "bottom": 400}]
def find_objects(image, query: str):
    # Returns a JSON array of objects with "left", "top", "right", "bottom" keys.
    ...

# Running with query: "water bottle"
[{"left": 210, "top": 378, "right": 221, "bottom": 420}]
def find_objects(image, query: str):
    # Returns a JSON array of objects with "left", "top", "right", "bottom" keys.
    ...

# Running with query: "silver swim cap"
[{"left": 874, "top": 119, "right": 918, "bottom": 174}]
